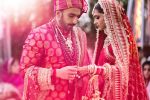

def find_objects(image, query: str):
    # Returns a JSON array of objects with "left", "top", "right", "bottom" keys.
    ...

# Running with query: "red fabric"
[
  {"left": 83, "top": 0, "right": 148, "bottom": 99},
  {"left": 94, "top": 31, "right": 107, "bottom": 64},
  {"left": 20, "top": 19, "right": 90, "bottom": 100},
  {"left": 54, "top": 0, "right": 88, "bottom": 13},
  {"left": 51, "top": 69, "right": 57, "bottom": 84},
  {"left": 98, "top": 0, "right": 147, "bottom": 99},
  {"left": 96, "top": 37, "right": 116, "bottom": 98},
  {"left": 94, "top": 32, "right": 116, "bottom": 95},
  {"left": 97, "top": 45, "right": 115, "bottom": 66},
  {"left": 121, "top": 10, "right": 148, "bottom": 100}
]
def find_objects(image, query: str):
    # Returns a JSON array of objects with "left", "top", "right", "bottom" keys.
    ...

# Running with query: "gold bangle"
[
  {"left": 88, "top": 64, "right": 97, "bottom": 75},
  {"left": 92, "top": 64, "right": 97, "bottom": 75},
  {"left": 103, "top": 66, "right": 109, "bottom": 79}
]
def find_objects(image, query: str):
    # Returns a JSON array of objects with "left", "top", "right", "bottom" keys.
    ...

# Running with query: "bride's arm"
[{"left": 77, "top": 65, "right": 106, "bottom": 77}]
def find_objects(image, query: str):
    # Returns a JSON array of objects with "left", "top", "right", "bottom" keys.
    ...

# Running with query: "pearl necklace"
[
  {"left": 54, "top": 25, "right": 79, "bottom": 65},
  {"left": 56, "top": 26, "right": 73, "bottom": 51},
  {"left": 65, "top": 34, "right": 72, "bottom": 51}
]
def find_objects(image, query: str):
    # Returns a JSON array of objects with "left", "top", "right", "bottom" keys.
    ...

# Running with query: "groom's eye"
[
  {"left": 96, "top": 16, "right": 100, "bottom": 19},
  {"left": 94, "top": 16, "right": 100, "bottom": 20}
]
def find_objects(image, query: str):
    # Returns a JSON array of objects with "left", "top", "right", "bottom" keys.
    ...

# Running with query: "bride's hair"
[{"left": 93, "top": 3, "right": 104, "bottom": 14}]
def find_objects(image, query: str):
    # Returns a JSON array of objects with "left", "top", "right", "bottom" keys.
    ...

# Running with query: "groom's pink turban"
[{"left": 54, "top": 0, "right": 88, "bottom": 13}]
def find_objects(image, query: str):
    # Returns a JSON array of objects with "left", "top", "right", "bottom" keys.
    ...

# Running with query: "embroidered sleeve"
[
  {"left": 84, "top": 63, "right": 120, "bottom": 99},
  {"left": 76, "top": 27, "right": 90, "bottom": 66},
  {"left": 20, "top": 29, "right": 54, "bottom": 97}
]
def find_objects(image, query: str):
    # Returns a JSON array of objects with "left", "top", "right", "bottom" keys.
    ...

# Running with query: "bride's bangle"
[
  {"left": 88, "top": 64, "right": 97, "bottom": 75},
  {"left": 103, "top": 65, "right": 111, "bottom": 79}
]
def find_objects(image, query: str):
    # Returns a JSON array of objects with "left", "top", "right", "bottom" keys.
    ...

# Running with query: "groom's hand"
[{"left": 77, "top": 66, "right": 88, "bottom": 76}]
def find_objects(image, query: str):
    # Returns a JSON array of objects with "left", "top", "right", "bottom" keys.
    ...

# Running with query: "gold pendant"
[{"left": 66, "top": 38, "right": 72, "bottom": 50}]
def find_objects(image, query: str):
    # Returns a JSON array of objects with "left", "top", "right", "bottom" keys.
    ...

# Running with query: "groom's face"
[{"left": 56, "top": 8, "right": 82, "bottom": 31}]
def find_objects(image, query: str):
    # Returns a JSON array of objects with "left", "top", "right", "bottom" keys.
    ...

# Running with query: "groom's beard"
[{"left": 60, "top": 15, "right": 74, "bottom": 31}]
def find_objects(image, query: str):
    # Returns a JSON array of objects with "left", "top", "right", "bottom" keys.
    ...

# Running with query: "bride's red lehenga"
[{"left": 83, "top": 0, "right": 148, "bottom": 100}]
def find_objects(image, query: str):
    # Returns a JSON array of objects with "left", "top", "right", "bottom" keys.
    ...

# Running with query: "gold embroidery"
[
  {"left": 103, "top": 36, "right": 110, "bottom": 49},
  {"left": 83, "top": 75, "right": 104, "bottom": 100},
  {"left": 92, "top": 30, "right": 100, "bottom": 64},
  {"left": 102, "top": 63, "right": 112, "bottom": 99},
  {"left": 99, "top": 0, "right": 130, "bottom": 99},
  {"left": 87, "top": 64, "right": 97, "bottom": 75},
  {"left": 23, "top": 66, "right": 34, "bottom": 100},
  {"left": 37, "top": 68, "right": 54, "bottom": 91},
  {"left": 73, "top": 27, "right": 81, "bottom": 66}
]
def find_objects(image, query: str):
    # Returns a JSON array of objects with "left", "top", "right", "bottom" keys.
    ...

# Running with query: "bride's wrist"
[{"left": 87, "top": 64, "right": 97, "bottom": 75}]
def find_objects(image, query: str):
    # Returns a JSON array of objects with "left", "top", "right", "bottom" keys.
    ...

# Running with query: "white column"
[
  {"left": 4, "top": 15, "right": 12, "bottom": 61},
  {"left": 127, "top": 0, "right": 134, "bottom": 21},
  {"left": 141, "top": 0, "right": 145, "bottom": 48}
]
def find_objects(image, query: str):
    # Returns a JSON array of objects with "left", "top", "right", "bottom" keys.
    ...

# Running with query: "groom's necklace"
[
  {"left": 64, "top": 31, "right": 72, "bottom": 51},
  {"left": 56, "top": 26, "right": 73, "bottom": 51}
]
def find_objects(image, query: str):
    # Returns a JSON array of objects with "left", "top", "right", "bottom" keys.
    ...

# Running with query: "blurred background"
[{"left": 0, "top": 0, "right": 150, "bottom": 99}]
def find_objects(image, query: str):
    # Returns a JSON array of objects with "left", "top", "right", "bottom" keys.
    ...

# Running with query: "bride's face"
[{"left": 93, "top": 9, "right": 106, "bottom": 31}]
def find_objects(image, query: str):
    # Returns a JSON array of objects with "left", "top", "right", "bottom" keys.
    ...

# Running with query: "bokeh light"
[{"left": 0, "top": 0, "right": 36, "bottom": 13}]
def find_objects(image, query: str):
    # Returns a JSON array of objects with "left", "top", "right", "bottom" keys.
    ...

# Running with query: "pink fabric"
[
  {"left": 20, "top": 19, "right": 90, "bottom": 100},
  {"left": 0, "top": 60, "right": 23, "bottom": 94},
  {"left": 54, "top": 0, "right": 88, "bottom": 13}
]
